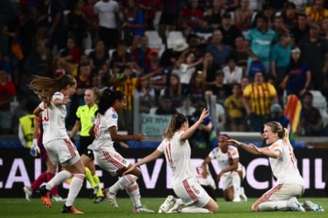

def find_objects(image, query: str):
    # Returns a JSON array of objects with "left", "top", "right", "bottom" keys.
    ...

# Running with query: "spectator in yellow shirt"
[
  {"left": 305, "top": 0, "right": 328, "bottom": 23},
  {"left": 242, "top": 72, "right": 278, "bottom": 131},
  {"left": 224, "top": 84, "right": 246, "bottom": 131}
]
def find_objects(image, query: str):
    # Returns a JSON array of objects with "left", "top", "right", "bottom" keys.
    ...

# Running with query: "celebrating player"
[
  {"left": 201, "top": 134, "right": 247, "bottom": 202},
  {"left": 228, "top": 121, "right": 305, "bottom": 212},
  {"left": 69, "top": 88, "right": 105, "bottom": 203},
  {"left": 125, "top": 110, "right": 219, "bottom": 213},
  {"left": 89, "top": 89, "right": 153, "bottom": 213},
  {"left": 30, "top": 74, "right": 85, "bottom": 214}
]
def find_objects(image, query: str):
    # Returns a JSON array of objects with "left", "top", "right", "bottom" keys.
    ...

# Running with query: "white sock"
[
  {"left": 65, "top": 174, "right": 85, "bottom": 207},
  {"left": 180, "top": 206, "right": 211, "bottom": 213},
  {"left": 109, "top": 174, "right": 138, "bottom": 195},
  {"left": 258, "top": 201, "right": 288, "bottom": 211},
  {"left": 231, "top": 172, "right": 241, "bottom": 200},
  {"left": 125, "top": 181, "right": 142, "bottom": 208},
  {"left": 46, "top": 170, "right": 71, "bottom": 190}
]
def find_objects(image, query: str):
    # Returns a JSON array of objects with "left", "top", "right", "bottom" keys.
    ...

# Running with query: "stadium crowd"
[{"left": 0, "top": 0, "right": 328, "bottom": 138}]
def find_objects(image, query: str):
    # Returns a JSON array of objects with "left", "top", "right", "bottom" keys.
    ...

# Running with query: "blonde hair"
[{"left": 264, "top": 121, "right": 285, "bottom": 138}]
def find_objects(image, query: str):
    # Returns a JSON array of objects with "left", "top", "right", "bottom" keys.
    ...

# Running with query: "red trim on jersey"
[
  {"left": 182, "top": 179, "right": 197, "bottom": 201},
  {"left": 252, "top": 184, "right": 283, "bottom": 211},
  {"left": 165, "top": 143, "right": 173, "bottom": 167}
]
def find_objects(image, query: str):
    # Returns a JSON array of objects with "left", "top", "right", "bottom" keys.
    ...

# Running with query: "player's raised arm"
[
  {"left": 180, "top": 108, "right": 208, "bottom": 141},
  {"left": 227, "top": 139, "right": 262, "bottom": 155}
]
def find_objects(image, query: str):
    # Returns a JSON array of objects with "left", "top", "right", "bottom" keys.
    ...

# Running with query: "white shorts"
[
  {"left": 44, "top": 138, "right": 80, "bottom": 165},
  {"left": 94, "top": 147, "right": 130, "bottom": 176},
  {"left": 221, "top": 171, "right": 240, "bottom": 190},
  {"left": 173, "top": 177, "right": 211, "bottom": 208}
]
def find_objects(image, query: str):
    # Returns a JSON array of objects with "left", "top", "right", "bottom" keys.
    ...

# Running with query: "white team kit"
[
  {"left": 157, "top": 131, "right": 211, "bottom": 207},
  {"left": 40, "top": 92, "right": 80, "bottom": 165},
  {"left": 89, "top": 107, "right": 129, "bottom": 175},
  {"left": 261, "top": 139, "right": 304, "bottom": 202},
  {"left": 208, "top": 145, "right": 245, "bottom": 190}
]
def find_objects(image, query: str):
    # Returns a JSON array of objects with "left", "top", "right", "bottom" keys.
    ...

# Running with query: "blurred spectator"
[
  {"left": 207, "top": 29, "right": 232, "bottom": 67},
  {"left": 204, "top": 0, "right": 226, "bottom": 29},
  {"left": 123, "top": 0, "right": 145, "bottom": 43},
  {"left": 207, "top": 72, "right": 229, "bottom": 104},
  {"left": 245, "top": 14, "right": 277, "bottom": 72},
  {"left": 234, "top": 0, "right": 254, "bottom": 30},
  {"left": 222, "top": 56, "right": 243, "bottom": 85},
  {"left": 159, "top": 0, "right": 181, "bottom": 38},
  {"left": 243, "top": 71, "right": 277, "bottom": 131},
  {"left": 224, "top": 83, "right": 246, "bottom": 131},
  {"left": 177, "top": 97, "right": 196, "bottom": 116},
  {"left": 321, "top": 18, "right": 328, "bottom": 39},
  {"left": 299, "top": 92, "right": 323, "bottom": 136},
  {"left": 269, "top": 103, "right": 289, "bottom": 128},
  {"left": 190, "top": 71, "right": 206, "bottom": 99},
  {"left": 272, "top": 15, "right": 289, "bottom": 38},
  {"left": 110, "top": 42, "right": 133, "bottom": 73},
  {"left": 66, "top": 1, "right": 88, "bottom": 47},
  {"left": 24, "top": 40, "right": 51, "bottom": 76},
  {"left": 271, "top": 34, "right": 292, "bottom": 86},
  {"left": 305, "top": 0, "right": 328, "bottom": 23},
  {"left": 247, "top": 58, "right": 266, "bottom": 78},
  {"left": 200, "top": 52, "right": 218, "bottom": 83},
  {"left": 59, "top": 36, "right": 81, "bottom": 64},
  {"left": 291, "top": 13, "right": 309, "bottom": 44},
  {"left": 219, "top": 13, "right": 241, "bottom": 47},
  {"left": 282, "top": 2, "right": 297, "bottom": 29},
  {"left": 300, "top": 23, "right": 328, "bottom": 91},
  {"left": 232, "top": 36, "right": 250, "bottom": 69},
  {"left": 0, "top": 70, "right": 16, "bottom": 134},
  {"left": 94, "top": 0, "right": 121, "bottom": 49},
  {"left": 180, "top": 0, "right": 204, "bottom": 30},
  {"left": 136, "top": 77, "right": 155, "bottom": 113},
  {"left": 160, "top": 73, "right": 182, "bottom": 107},
  {"left": 280, "top": 47, "right": 311, "bottom": 97},
  {"left": 89, "top": 40, "right": 109, "bottom": 73},
  {"left": 155, "top": 96, "right": 176, "bottom": 115},
  {"left": 173, "top": 51, "right": 202, "bottom": 95}
]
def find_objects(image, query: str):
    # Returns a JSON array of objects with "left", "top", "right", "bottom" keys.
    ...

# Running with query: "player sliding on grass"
[
  {"left": 201, "top": 134, "right": 247, "bottom": 202},
  {"left": 30, "top": 74, "right": 85, "bottom": 214},
  {"left": 228, "top": 121, "right": 323, "bottom": 212},
  {"left": 88, "top": 89, "right": 153, "bottom": 213},
  {"left": 125, "top": 110, "right": 219, "bottom": 213}
]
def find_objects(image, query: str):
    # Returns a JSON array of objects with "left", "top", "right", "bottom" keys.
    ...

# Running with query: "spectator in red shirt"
[
  {"left": 0, "top": 70, "right": 16, "bottom": 133},
  {"left": 181, "top": 0, "right": 204, "bottom": 30},
  {"left": 59, "top": 37, "right": 81, "bottom": 64}
]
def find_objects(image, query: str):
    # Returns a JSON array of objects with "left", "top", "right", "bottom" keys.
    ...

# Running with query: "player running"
[
  {"left": 201, "top": 134, "right": 247, "bottom": 202},
  {"left": 228, "top": 121, "right": 305, "bottom": 212},
  {"left": 69, "top": 88, "right": 105, "bottom": 203},
  {"left": 30, "top": 74, "right": 85, "bottom": 214},
  {"left": 89, "top": 89, "right": 153, "bottom": 213},
  {"left": 125, "top": 110, "right": 219, "bottom": 213}
]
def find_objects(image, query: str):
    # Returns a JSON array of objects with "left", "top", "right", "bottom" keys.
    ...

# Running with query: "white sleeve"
[
  {"left": 94, "top": 3, "right": 99, "bottom": 14},
  {"left": 156, "top": 140, "right": 166, "bottom": 153},
  {"left": 106, "top": 111, "right": 118, "bottom": 129},
  {"left": 208, "top": 148, "right": 217, "bottom": 159},
  {"left": 38, "top": 102, "right": 46, "bottom": 110},
  {"left": 269, "top": 141, "right": 283, "bottom": 154},
  {"left": 228, "top": 146, "right": 239, "bottom": 160}
]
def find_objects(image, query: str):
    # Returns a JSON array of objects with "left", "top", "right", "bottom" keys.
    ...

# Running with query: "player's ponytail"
[
  {"left": 29, "top": 74, "right": 76, "bottom": 103},
  {"left": 164, "top": 113, "right": 187, "bottom": 139},
  {"left": 264, "top": 121, "right": 285, "bottom": 139}
]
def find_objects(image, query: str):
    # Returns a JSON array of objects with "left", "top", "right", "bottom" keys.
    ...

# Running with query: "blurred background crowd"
[{"left": 0, "top": 0, "right": 328, "bottom": 146}]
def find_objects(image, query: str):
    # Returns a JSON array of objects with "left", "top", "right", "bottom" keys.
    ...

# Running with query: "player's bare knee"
[{"left": 251, "top": 203, "right": 258, "bottom": 212}]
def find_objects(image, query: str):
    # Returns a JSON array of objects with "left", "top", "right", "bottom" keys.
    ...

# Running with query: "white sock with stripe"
[
  {"left": 180, "top": 206, "right": 211, "bottom": 213},
  {"left": 46, "top": 170, "right": 71, "bottom": 190},
  {"left": 65, "top": 174, "right": 85, "bottom": 207},
  {"left": 258, "top": 201, "right": 288, "bottom": 211},
  {"left": 109, "top": 174, "right": 138, "bottom": 195},
  {"left": 125, "top": 181, "right": 142, "bottom": 208}
]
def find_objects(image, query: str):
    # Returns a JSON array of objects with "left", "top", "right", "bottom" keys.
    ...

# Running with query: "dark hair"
[
  {"left": 29, "top": 74, "right": 76, "bottom": 102},
  {"left": 97, "top": 89, "right": 124, "bottom": 115},
  {"left": 164, "top": 113, "right": 187, "bottom": 139},
  {"left": 264, "top": 121, "right": 285, "bottom": 138}
]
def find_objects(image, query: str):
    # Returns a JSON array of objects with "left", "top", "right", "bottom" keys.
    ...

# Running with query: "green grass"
[{"left": 0, "top": 198, "right": 327, "bottom": 218}]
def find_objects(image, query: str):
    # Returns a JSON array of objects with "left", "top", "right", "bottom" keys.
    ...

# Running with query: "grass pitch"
[{"left": 1, "top": 198, "right": 327, "bottom": 218}]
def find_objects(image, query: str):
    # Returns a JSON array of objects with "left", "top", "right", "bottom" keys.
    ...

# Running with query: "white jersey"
[
  {"left": 41, "top": 92, "right": 69, "bottom": 144},
  {"left": 89, "top": 107, "right": 117, "bottom": 151},
  {"left": 208, "top": 145, "right": 240, "bottom": 173},
  {"left": 269, "top": 139, "right": 304, "bottom": 185},
  {"left": 157, "top": 131, "right": 195, "bottom": 184},
  {"left": 94, "top": 0, "right": 119, "bottom": 29}
]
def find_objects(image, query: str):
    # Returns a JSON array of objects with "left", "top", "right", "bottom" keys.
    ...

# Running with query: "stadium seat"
[{"left": 166, "top": 31, "right": 186, "bottom": 49}]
